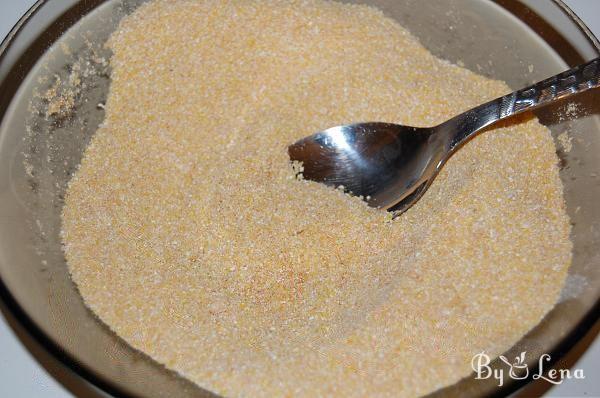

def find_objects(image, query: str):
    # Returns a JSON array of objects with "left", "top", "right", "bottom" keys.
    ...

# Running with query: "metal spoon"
[{"left": 289, "top": 57, "right": 600, "bottom": 215}]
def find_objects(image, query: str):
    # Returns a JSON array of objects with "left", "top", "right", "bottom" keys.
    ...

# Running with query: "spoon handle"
[{"left": 445, "top": 57, "right": 600, "bottom": 151}]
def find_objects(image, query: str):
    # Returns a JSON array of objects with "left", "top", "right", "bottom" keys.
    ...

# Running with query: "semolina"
[{"left": 61, "top": 1, "right": 572, "bottom": 397}]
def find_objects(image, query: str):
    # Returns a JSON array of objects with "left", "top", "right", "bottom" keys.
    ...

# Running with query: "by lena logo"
[{"left": 471, "top": 351, "right": 585, "bottom": 387}]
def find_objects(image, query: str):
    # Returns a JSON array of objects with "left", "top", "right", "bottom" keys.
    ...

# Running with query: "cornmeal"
[{"left": 61, "top": 1, "right": 572, "bottom": 397}]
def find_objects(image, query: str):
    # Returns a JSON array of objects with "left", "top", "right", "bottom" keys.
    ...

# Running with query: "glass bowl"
[{"left": 0, "top": 1, "right": 598, "bottom": 397}]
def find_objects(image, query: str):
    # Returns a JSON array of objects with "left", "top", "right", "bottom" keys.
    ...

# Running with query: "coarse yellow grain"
[{"left": 61, "top": 1, "right": 572, "bottom": 397}]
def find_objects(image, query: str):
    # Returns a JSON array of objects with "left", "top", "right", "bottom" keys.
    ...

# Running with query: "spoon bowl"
[{"left": 288, "top": 123, "right": 445, "bottom": 212}]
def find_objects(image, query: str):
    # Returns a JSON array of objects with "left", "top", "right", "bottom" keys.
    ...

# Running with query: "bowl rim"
[{"left": 0, "top": 1, "right": 598, "bottom": 397}]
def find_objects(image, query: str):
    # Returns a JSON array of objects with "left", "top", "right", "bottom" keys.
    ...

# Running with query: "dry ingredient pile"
[{"left": 61, "top": 1, "right": 572, "bottom": 397}]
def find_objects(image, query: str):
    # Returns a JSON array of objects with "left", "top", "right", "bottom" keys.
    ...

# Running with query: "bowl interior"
[{"left": 0, "top": 1, "right": 598, "bottom": 397}]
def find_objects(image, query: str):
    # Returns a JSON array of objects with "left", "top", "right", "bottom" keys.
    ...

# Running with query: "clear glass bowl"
[{"left": 0, "top": 1, "right": 598, "bottom": 397}]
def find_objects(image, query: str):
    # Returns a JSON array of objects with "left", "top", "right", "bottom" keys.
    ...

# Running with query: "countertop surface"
[{"left": 1, "top": 1, "right": 599, "bottom": 397}]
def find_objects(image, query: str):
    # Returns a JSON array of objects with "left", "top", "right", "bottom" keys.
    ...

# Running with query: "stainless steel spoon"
[{"left": 289, "top": 57, "right": 600, "bottom": 214}]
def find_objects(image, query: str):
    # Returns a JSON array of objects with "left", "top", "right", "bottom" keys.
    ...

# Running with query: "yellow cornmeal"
[{"left": 61, "top": 1, "right": 572, "bottom": 397}]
